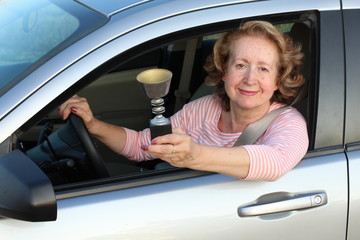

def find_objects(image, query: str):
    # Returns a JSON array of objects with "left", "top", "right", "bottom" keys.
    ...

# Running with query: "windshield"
[{"left": 0, "top": 0, "right": 108, "bottom": 96}]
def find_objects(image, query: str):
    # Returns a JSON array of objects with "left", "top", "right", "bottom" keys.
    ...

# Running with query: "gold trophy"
[{"left": 136, "top": 68, "right": 172, "bottom": 139}]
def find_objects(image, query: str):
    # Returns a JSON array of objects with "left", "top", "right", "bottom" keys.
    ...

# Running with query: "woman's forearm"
[
  {"left": 89, "top": 118, "right": 127, "bottom": 155},
  {"left": 192, "top": 145, "right": 250, "bottom": 179}
]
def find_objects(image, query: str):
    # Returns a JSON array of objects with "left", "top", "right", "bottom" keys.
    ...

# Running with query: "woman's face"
[{"left": 223, "top": 35, "right": 279, "bottom": 112}]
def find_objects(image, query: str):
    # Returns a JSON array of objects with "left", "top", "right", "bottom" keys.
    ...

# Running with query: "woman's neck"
[{"left": 218, "top": 102, "right": 271, "bottom": 133}]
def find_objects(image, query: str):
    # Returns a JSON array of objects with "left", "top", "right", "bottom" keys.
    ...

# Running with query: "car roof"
[
  {"left": 77, "top": 0, "right": 261, "bottom": 17},
  {"left": 77, "top": 0, "right": 153, "bottom": 16}
]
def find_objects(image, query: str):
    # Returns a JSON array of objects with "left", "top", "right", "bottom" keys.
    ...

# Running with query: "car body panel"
[
  {"left": 1, "top": 154, "right": 348, "bottom": 240},
  {"left": 343, "top": 6, "right": 360, "bottom": 144},
  {"left": 0, "top": 0, "right": 356, "bottom": 239},
  {"left": 315, "top": 10, "right": 345, "bottom": 148},
  {"left": 342, "top": 0, "right": 359, "bottom": 9},
  {"left": 346, "top": 151, "right": 360, "bottom": 240},
  {"left": 343, "top": 0, "right": 360, "bottom": 239}
]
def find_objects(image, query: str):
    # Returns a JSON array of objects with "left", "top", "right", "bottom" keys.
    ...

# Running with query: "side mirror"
[{"left": 0, "top": 150, "right": 57, "bottom": 222}]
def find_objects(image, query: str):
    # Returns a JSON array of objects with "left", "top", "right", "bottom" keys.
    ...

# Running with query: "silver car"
[{"left": 0, "top": 0, "right": 359, "bottom": 239}]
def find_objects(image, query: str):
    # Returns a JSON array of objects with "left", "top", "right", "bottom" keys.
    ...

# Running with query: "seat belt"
[
  {"left": 174, "top": 38, "right": 200, "bottom": 112},
  {"left": 233, "top": 106, "right": 288, "bottom": 146},
  {"left": 233, "top": 85, "right": 306, "bottom": 146}
]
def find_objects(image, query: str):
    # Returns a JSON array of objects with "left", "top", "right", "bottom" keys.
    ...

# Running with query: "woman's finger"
[
  {"left": 151, "top": 128, "right": 186, "bottom": 146},
  {"left": 58, "top": 96, "right": 94, "bottom": 124},
  {"left": 58, "top": 96, "right": 81, "bottom": 118}
]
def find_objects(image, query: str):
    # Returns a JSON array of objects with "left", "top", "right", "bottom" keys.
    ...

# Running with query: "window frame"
[{"left": 36, "top": 11, "right": 321, "bottom": 195}]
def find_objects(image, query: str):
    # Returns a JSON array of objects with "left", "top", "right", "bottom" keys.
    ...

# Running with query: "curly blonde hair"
[{"left": 204, "top": 20, "right": 305, "bottom": 111}]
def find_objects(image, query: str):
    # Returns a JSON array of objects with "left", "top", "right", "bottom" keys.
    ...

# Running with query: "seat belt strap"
[
  {"left": 174, "top": 38, "right": 199, "bottom": 112},
  {"left": 233, "top": 106, "right": 289, "bottom": 146}
]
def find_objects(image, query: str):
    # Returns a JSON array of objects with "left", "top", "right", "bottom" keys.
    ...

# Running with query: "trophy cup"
[{"left": 136, "top": 68, "right": 173, "bottom": 139}]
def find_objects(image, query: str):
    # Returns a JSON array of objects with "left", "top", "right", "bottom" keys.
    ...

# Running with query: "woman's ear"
[
  {"left": 222, "top": 71, "right": 227, "bottom": 81},
  {"left": 274, "top": 80, "right": 279, "bottom": 90}
]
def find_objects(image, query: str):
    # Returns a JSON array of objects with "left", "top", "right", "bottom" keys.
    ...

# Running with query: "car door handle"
[{"left": 238, "top": 191, "right": 327, "bottom": 217}]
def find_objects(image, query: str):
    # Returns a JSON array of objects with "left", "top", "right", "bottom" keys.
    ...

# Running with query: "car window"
[
  {"left": 0, "top": 0, "right": 108, "bottom": 96},
  {"left": 15, "top": 12, "right": 317, "bottom": 187}
]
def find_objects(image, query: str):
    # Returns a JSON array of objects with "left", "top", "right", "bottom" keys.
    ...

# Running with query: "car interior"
[{"left": 13, "top": 15, "right": 317, "bottom": 186}]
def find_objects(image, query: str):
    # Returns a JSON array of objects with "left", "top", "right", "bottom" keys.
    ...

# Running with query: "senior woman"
[{"left": 59, "top": 21, "right": 308, "bottom": 181}]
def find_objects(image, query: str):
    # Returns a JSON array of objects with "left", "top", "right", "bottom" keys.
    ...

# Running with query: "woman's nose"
[{"left": 243, "top": 67, "right": 258, "bottom": 85}]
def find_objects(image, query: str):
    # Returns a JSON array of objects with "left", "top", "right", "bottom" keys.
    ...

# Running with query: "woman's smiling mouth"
[{"left": 239, "top": 89, "right": 259, "bottom": 96}]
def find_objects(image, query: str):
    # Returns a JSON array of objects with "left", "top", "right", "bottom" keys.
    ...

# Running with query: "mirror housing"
[{"left": 0, "top": 150, "right": 57, "bottom": 222}]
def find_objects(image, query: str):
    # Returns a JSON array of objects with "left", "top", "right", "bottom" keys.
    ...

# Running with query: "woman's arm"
[{"left": 144, "top": 107, "right": 308, "bottom": 181}]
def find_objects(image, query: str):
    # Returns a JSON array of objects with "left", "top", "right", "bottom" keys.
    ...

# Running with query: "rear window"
[{"left": 0, "top": 0, "right": 108, "bottom": 95}]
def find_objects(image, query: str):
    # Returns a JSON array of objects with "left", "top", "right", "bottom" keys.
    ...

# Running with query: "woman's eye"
[
  {"left": 236, "top": 63, "right": 245, "bottom": 68},
  {"left": 259, "top": 67, "right": 269, "bottom": 72}
]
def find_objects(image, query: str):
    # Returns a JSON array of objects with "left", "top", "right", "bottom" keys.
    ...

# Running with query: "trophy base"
[{"left": 150, "top": 122, "right": 172, "bottom": 139}]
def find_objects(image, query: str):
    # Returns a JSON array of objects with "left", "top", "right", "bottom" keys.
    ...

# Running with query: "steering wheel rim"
[{"left": 69, "top": 114, "right": 109, "bottom": 178}]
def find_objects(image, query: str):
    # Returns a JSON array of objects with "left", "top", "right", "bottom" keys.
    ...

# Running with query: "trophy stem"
[
  {"left": 151, "top": 98, "right": 164, "bottom": 106},
  {"left": 151, "top": 98, "right": 165, "bottom": 115},
  {"left": 149, "top": 97, "right": 172, "bottom": 139}
]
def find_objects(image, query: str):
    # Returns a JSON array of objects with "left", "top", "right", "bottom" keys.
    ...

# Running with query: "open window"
[{"left": 11, "top": 11, "right": 318, "bottom": 187}]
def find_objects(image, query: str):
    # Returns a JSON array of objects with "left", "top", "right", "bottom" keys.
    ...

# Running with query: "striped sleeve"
[
  {"left": 121, "top": 127, "right": 153, "bottom": 161},
  {"left": 243, "top": 107, "right": 309, "bottom": 181}
]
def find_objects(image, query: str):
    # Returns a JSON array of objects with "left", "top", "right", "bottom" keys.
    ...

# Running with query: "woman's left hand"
[
  {"left": 143, "top": 128, "right": 251, "bottom": 179},
  {"left": 142, "top": 128, "right": 203, "bottom": 169}
]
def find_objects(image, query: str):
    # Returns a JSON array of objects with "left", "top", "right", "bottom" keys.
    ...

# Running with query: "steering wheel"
[{"left": 68, "top": 114, "right": 109, "bottom": 178}]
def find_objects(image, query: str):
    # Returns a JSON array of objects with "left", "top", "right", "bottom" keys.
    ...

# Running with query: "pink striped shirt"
[{"left": 122, "top": 95, "right": 309, "bottom": 181}]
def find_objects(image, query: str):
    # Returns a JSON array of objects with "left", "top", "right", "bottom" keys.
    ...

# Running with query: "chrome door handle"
[{"left": 238, "top": 191, "right": 327, "bottom": 217}]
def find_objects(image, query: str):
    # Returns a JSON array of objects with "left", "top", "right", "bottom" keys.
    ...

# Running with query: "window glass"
[
  {"left": 276, "top": 23, "right": 294, "bottom": 33},
  {"left": 0, "top": 0, "right": 108, "bottom": 95},
  {"left": 0, "top": 2, "right": 78, "bottom": 65}
]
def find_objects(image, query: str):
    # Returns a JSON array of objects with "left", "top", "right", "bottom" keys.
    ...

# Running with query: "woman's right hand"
[
  {"left": 58, "top": 95, "right": 96, "bottom": 132},
  {"left": 59, "top": 95, "right": 127, "bottom": 154}
]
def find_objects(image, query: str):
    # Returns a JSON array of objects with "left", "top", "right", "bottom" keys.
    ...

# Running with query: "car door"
[
  {"left": 0, "top": 0, "right": 349, "bottom": 239},
  {"left": 342, "top": 0, "right": 360, "bottom": 239}
]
